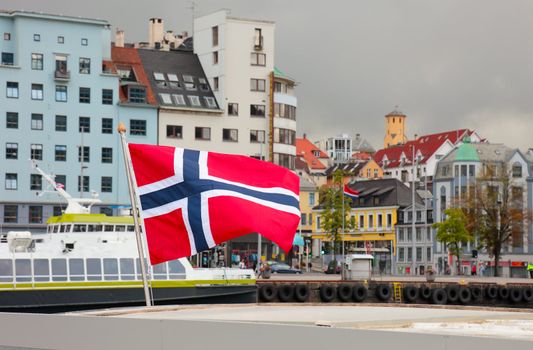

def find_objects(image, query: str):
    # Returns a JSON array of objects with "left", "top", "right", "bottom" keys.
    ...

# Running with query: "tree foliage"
[
  {"left": 433, "top": 208, "right": 472, "bottom": 274},
  {"left": 319, "top": 170, "right": 356, "bottom": 255}
]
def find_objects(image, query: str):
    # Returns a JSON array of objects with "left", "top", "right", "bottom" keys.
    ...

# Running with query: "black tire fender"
[
  {"left": 458, "top": 287, "right": 472, "bottom": 304},
  {"left": 470, "top": 286, "right": 482, "bottom": 301},
  {"left": 337, "top": 284, "right": 353, "bottom": 302},
  {"left": 420, "top": 285, "right": 432, "bottom": 300},
  {"left": 431, "top": 288, "right": 448, "bottom": 305},
  {"left": 259, "top": 284, "right": 277, "bottom": 302},
  {"left": 446, "top": 285, "right": 460, "bottom": 303},
  {"left": 498, "top": 286, "right": 510, "bottom": 300},
  {"left": 523, "top": 286, "right": 533, "bottom": 302},
  {"left": 375, "top": 284, "right": 392, "bottom": 301},
  {"left": 486, "top": 285, "right": 498, "bottom": 299},
  {"left": 352, "top": 284, "right": 368, "bottom": 302},
  {"left": 509, "top": 287, "right": 523, "bottom": 303},
  {"left": 403, "top": 286, "right": 419, "bottom": 303},
  {"left": 277, "top": 284, "right": 294, "bottom": 302},
  {"left": 294, "top": 284, "right": 310, "bottom": 302},
  {"left": 319, "top": 284, "right": 336, "bottom": 302}
]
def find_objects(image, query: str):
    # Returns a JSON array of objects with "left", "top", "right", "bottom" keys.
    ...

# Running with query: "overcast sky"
[{"left": 3, "top": 0, "right": 533, "bottom": 151}]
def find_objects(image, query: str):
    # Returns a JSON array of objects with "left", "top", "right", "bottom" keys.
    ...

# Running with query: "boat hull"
[{"left": 0, "top": 284, "right": 257, "bottom": 313}]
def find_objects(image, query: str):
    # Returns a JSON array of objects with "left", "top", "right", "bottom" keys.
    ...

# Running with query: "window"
[
  {"left": 251, "top": 53, "right": 266, "bottom": 66},
  {"left": 195, "top": 127, "right": 211, "bottom": 140},
  {"left": 5, "top": 174, "right": 17, "bottom": 190},
  {"left": 301, "top": 213, "right": 307, "bottom": 226},
  {"left": 101, "top": 118, "right": 113, "bottom": 134},
  {"left": 102, "top": 89, "right": 113, "bottom": 105},
  {"left": 254, "top": 28, "right": 263, "bottom": 48},
  {"left": 213, "top": 77, "right": 219, "bottom": 90},
  {"left": 81, "top": 38, "right": 88, "bottom": 46},
  {"left": 79, "top": 87, "right": 90, "bottom": 103},
  {"left": 416, "top": 210, "right": 422, "bottom": 222},
  {"left": 188, "top": 96, "right": 201, "bottom": 107},
  {"left": 309, "top": 193, "right": 316, "bottom": 206},
  {"left": 57, "top": 36, "right": 64, "bottom": 44},
  {"left": 386, "top": 213, "right": 392, "bottom": 228},
  {"left": 172, "top": 94, "right": 186, "bottom": 105},
  {"left": 79, "top": 117, "right": 90, "bottom": 132},
  {"left": 101, "top": 177, "right": 112, "bottom": 193},
  {"left": 55, "top": 85, "right": 67, "bottom": 102},
  {"left": 130, "top": 120, "right": 146, "bottom": 136},
  {"left": 223, "top": 128, "right": 238, "bottom": 142},
  {"left": 55, "top": 115, "right": 67, "bottom": 131},
  {"left": 212, "top": 26, "right": 218, "bottom": 46},
  {"left": 250, "top": 78, "right": 266, "bottom": 91},
  {"left": 55, "top": 145, "right": 67, "bottom": 161},
  {"left": 213, "top": 51, "right": 218, "bottom": 64},
  {"left": 427, "top": 247, "right": 431, "bottom": 262},
  {"left": 426, "top": 227, "right": 431, "bottom": 241},
  {"left": 274, "top": 82, "right": 287, "bottom": 93},
  {"left": 407, "top": 228, "right": 412, "bottom": 241},
  {"left": 199, "top": 78, "right": 209, "bottom": 92},
  {"left": 3, "top": 205, "right": 17, "bottom": 223},
  {"left": 416, "top": 228, "right": 422, "bottom": 242},
  {"left": 1, "top": 52, "right": 14, "bottom": 66},
  {"left": 512, "top": 163, "right": 522, "bottom": 178},
  {"left": 183, "top": 75, "right": 196, "bottom": 90},
  {"left": 30, "top": 174, "right": 42, "bottom": 191},
  {"left": 250, "top": 130, "right": 265, "bottom": 143},
  {"left": 250, "top": 104, "right": 265, "bottom": 117},
  {"left": 368, "top": 214, "right": 374, "bottom": 228},
  {"left": 407, "top": 247, "right": 412, "bottom": 262},
  {"left": 6, "top": 82, "right": 18, "bottom": 98},
  {"left": 31, "top": 53, "right": 43, "bottom": 70},
  {"left": 55, "top": 54, "right": 67, "bottom": 75},
  {"left": 274, "top": 103, "right": 296, "bottom": 120},
  {"left": 399, "top": 228, "right": 405, "bottom": 241},
  {"left": 31, "top": 114, "right": 43, "bottom": 130},
  {"left": 6, "top": 112, "right": 18, "bottom": 128},
  {"left": 373, "top": 197, "right": 380, "bottom": 205},
  {"left": 167, "top": 73, "right": 179, "bottom": 82},
  {"left": 78, "top": 176, "right": 89, "bottom": 192},
  {"left": 78, "top": 146, "right": 89, "bottom": 162},
  {"left": 31, "top": 84, "right": 43, "bottom": 100},
  {"left": 3, "top": 33, "right": 10, "bottom": 40},
  {"left": 166, "top": 125, "right": 182, "bottom": 139},
  {"left": 153, "top": 72, "right": 165, "bottom": 81},
  {"left": 29, "top": 206, "right": 43, "bottom": 224},
  {"left": 101, "top": 148, "right": 113, "bottom": 163},
  {"left": 228, "top": 103, "right": 239, "bottom": 116},
  {"left": 55, "top": 175, "right": 66, "bottom": 190},
  {"left": 274, "top": 128, "right": 295, "bottom": 145},
  {"left": 204, "top": 97, "right": 217, "bottom": 108},
  {"left": 159, "top": 93, "right": 172, "bottom": 104},
  {"left": 31, "top": 144, "right": 43, "bottom": 160},
  {"left": 34, "top": 34, "right": 41, "bottom": 41},
  {"left": 377, "top": 214, "right": 383, "bottom": 228},
  {"left": 469, "top": 165, "right": 475, "bottom": 177},
  {"left": 128, "top": 87, "right": 146, "bottom": 103},
  {"left": 416, "top": 247, "right": 422, "bottom": 262}
]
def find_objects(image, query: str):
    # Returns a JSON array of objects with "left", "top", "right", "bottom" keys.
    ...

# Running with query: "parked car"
[
  {"left": 324, "top": 260, "right": 341, "bottom": 274},
  {"left": 270, "top": 262, "right": 302, "bottom": 274}
]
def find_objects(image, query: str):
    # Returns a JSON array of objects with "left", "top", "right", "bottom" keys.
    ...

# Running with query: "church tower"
[{"left": 384, "top": 108, "right": 407, "bottom": 148}]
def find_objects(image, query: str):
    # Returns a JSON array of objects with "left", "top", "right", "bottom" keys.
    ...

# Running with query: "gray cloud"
[{"left": 3, "top": 0, "right": 533, "bottom": 150}]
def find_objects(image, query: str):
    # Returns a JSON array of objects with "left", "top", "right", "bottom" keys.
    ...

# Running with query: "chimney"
[
  {"left": 303, "top": 133, "right": 307, "bottom": 139},
  {"left": 115, "top": 29, "right": 125, "bottom": 48},
  {"left": 149, "top": 18, "right": 164, "bottom": 48}
]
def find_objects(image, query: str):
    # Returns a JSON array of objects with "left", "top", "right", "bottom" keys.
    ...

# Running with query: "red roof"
[
  {"left": 374, "top": 129, "right": 474, "bottom": 168},
  {"left": 296, "top": 137, "right": 329, "bottom": 170},
  {"left": 110, "top": 46, "right": 157, "bottom": 105},
  {"left": 351, "top": 152, "right": 372, "bottom": 161}
]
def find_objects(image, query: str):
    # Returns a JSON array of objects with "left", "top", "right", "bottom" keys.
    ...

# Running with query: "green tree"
[
  {"left": 433, "top": 208, "right": 472, "bottom": 275},
  {"left": 319, "top": 170, "right": 356, "bottom": 258}
]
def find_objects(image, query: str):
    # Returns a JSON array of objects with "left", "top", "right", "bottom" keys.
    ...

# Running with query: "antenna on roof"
[{"left": 187, "top": 1, "right": 196, "bottom": 49}]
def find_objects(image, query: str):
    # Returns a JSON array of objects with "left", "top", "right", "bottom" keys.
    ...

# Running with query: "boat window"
[
  {"left": 115, "top": 225, "right": 126, "bottom": 232},
  {"left": 104, "top": 225, "right": 114, "bottom": 232},
  {"left": 86, "top": 258, "right": 102, "bottom": 281},
  {"left": 120, "top": 258, "right": 135, "bottom": 280},
  {"left": 127, "top": 225, "right": 135, "bottom": 232},
  {"left": 87, "top": 225, "right": 95, "bottom": 232},
  {"left": 95, "top": 225, "right": 103, "bottom": 232},
  {"left": 15, "top": 259, "right": 32, "bottom": 282},
  {"left": 53, "top": 225, "right": 60, "bottom": 233},
  {"left": 0, "top": 259, "right": 13, "bottom": 282},
  {"left": 33, "top": 258, "right": 50, "bottom": 282},
  {"left": 103, "top": 258, "right": 119, "bottom": 281},
  {"left": 60, "top": 225, "right": 67, "bottom": 233},
  {"left": 168, "top": 260, "right": 186, "bottom": 279},
  {"left": 135, "top": 258, "right": 149, "bottom": 280},
  {"left": 51, "top": 259, "right": 67, "bottom": 281},
  {"left": 152, "top": 262, "right": 168, "bottom": 280},
  {"left": 69, "top": 259, "right": 85, "bottom": 281},
  {"left": 73, "top": 224, "right": 87, "bottom": 232}
]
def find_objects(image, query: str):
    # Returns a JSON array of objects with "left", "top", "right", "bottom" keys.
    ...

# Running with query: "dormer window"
[
  {"left": 512, "top": 163, "right": 522, "bottom": 178},
  {"left": 254, "top": 28, "right": 263, "bottom": 50},
  {"left": 313, "top": 150, "right": 321, "bottom": 157},
  {"left": 153, "top": 72, "right": 165, "bottom": 81}
]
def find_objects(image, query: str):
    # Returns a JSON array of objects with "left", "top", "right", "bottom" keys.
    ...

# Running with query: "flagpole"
[
  {"left": 341, "top": 183, "right": 345, "bottom": 279},
  {"left": 118, "top": 122, "right": 152, "bottom": 307}
]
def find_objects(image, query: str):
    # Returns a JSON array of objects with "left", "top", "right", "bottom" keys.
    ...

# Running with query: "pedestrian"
[
  {"left": 471, "top": 264, "right": 477, "bottom": 276},
  {"left": 527, "top": 262, "right": 533, "bottom": 279}
]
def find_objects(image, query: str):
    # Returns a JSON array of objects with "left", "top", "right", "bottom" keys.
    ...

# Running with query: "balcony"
[{"left": 54, "top": 69, "right": 70, "bottom": 81}]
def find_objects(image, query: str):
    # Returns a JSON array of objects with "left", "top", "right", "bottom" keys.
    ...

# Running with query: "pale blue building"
[{"left": 0, "top": 11, "right": 157, "bottom": 232}]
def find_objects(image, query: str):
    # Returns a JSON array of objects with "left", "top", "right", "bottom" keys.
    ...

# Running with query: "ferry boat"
[{"left": 0, "top": 164, "right": 256, "bottom": 312}]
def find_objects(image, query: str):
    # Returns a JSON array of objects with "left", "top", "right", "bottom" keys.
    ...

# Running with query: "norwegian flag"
[
  {"left": 343, "top": 184, "right": 360, "bottom": 199},
  {"left": 128, "top": 144, "right": 301, "bottom": 265}
]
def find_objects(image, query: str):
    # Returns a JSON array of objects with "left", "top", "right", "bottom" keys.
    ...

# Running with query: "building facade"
[{"left": 0, "top": 11, "right": 156, "bottom": 233}]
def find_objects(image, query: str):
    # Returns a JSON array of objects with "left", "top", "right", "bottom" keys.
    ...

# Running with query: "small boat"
[{"left": 0, "top": 163, "right": 256, "bottom": 312}]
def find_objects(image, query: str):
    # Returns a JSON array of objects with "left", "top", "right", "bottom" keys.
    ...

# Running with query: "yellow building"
[
  {"left": 384, "top": 108, "right": 407, "bottom": 148},
  {"left": 299, "top": 177, "right": 319, "bottom": 234},
  {"left": 359, "top": 159, "right": 384, "bottom": 179},
  {"left": 312, "top": 178, "right": 413, "bottom": 274}
]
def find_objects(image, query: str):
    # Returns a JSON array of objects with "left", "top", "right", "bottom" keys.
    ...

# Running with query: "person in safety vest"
[{"left": 527, "top": 262, "right": 533, "bottom": 279}]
